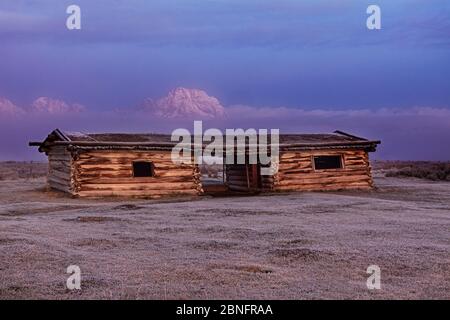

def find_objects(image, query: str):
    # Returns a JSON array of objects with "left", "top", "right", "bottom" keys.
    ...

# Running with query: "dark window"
[
  {"left": 133, "top": 161, "right": 155, "bottom": 177},
  {"left": 313, "top": 155, "right": 342, "bottom": 170}
]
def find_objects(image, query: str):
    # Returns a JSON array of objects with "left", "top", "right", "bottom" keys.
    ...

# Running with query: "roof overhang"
[{"left": 29, "top": 129, "right": 381, "bottom": 154}]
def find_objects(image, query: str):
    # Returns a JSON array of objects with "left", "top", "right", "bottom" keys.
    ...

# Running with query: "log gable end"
[{"left": 47, "top": 146, "right": 74, "bottom": 193}]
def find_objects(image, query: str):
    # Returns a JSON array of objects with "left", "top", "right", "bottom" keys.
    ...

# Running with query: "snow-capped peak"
[{"left": 141, "top": 87, "right": 225, "bottom": 119}]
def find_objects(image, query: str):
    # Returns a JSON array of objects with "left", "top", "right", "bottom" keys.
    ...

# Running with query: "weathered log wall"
[
  {"left": 47, "top": 146, "right": 73, "bottom": 193},
  {"left": 72, "top": 150, "right": 202, "bottom": 198},
  {"left": 273, "top": 149, "right": 373, "bottom": 192},
  {"left": 46, "top": 146, "right": 372, "bottom": 196}
]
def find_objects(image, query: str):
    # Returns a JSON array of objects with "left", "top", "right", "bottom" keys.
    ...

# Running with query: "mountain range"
[
  {"left": 0, "top": 88, "right": 225, "bottom": 119},
  {"left": 0, "top": 97, "right": 84, "bottom": 116}
]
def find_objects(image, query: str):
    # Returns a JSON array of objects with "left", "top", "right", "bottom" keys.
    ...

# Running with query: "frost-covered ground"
[{"left": 0, "top": 175, "right": 449, "bottom": 299}]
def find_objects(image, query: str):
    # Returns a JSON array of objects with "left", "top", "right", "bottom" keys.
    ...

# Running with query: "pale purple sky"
[{"left": 0, "top": 0, "right": 449, "bottom": 160}]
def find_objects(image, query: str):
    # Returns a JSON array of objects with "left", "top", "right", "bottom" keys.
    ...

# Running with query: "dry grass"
[
  {"left": 0, "top": 161, "right": 47, "bottom": 181},
  {"left": 0, "top": 162, "right": 449, "bottom": 299},
  {"left": 374, "top": 160, "right": 450, "bottom": 181}
]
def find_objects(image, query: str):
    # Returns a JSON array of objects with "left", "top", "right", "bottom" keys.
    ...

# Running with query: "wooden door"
[{"left": 246, "top": 164, "right": 261, "bottom": 191}]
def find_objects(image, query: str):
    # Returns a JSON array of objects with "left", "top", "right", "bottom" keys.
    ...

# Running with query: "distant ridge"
[
  {"left": 30, "top": 97, "right": 84, "bottom": 114},
  {"left": 0, "top": 97, "right": 24, "bottom": 116}
]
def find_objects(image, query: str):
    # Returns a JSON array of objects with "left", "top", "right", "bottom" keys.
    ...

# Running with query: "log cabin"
[
  {"left": 225, "top": 131, "right": 380, "bottom": 193},
  {"left": 29, "top": 129, "right": 202, "bottom": 198},
  {"left": 29, "top": 129, "right": 380, "bottom": 197}
]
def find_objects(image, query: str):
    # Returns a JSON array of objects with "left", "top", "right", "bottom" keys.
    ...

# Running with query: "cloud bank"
[{"left": 1, "top": 96, "right": 449, "bottom": 161}]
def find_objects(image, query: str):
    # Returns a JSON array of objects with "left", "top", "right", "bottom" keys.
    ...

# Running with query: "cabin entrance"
[
  {"left": 200, "top": 155, "right": 264, "bottom": 196},
  {"left": 225, "top": 163, "right": 263, "bottom": 193},
  {"left": 199, "top": 156, "right": 228, "bottom": 195}
]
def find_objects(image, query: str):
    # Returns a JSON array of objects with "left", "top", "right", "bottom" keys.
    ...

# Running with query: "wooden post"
[
  {"left": 245, "top": 164, "right": 250, "bottom": 190},
  {"left": 251, "top": 164, "right": 258, "bottom": 189}
]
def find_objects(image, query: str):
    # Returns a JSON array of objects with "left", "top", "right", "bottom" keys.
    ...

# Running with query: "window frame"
[
  {"left": 132, "top": 161, "right": 156, "bottom": 178},
  {"left": 312, "top": 154, "right": 344, "bottom": 171}
]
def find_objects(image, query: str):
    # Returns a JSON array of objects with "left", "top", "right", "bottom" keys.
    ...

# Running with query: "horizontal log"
[
  {"left": 278, "top": 168, "right": 314, "bottom": 175},
  {"left": 77, "top": 159, "right": 194, "bottom": 168},
  {"left": 49, "top": 182, "right": 72, "bottom": 193},
  {"left": 279, "top": 158, "right": 313, "bottom": 165},
  {"left": 48, "top": 147, "right": 70, "bottom": 155},
  {"left": 274, "top": 181, "right": 371, "bottom": 192},
  {"left": 77, "top": 176, "right": 196, "bottom": 184},
  {"left": 77, "top": 166, "right": 193, "bottom": 175},
  {"left": 48, "top": 154, "right": 72, "bottom": 161},
  {"left": 77, "top": 169, "right": 198, "bottom": 177},
  {"left": 278, "top": 169, "right": 369, "bottom": 180},
  {"left": 76, "top": 157, "right": 191, "bottom": 166},
  {"left": 48, "top": 176, "right": 72, "bottom": 189},
  {"left": 280, "top": 179, "right": 371, "bottom": 186},
  {"left": 48, "top": 152, "right": 70, "bottom": 158},
  {"left": 49, "top": 169, "right": 71, "bottom": 181},
  {"left": 49, "top": 158, "right": 71, "bottom": 166},
  {"left": 280, "top": 155, "right": 366, "bottom": 164},
  {"left": 77, "top": 162, "right": 189, "bottom": 169},
  {"left": 278, "top": 158, "right": 312, "bottom": 164},
  {"left": 344, "top": 163, "right": 367, "bottom": 169},
  {"left": 345, "top": 156, "right": 367, "bottom": 161},
  {"left": 77, "top": 189, "right": 199, "bottom": 198},
  {"left": 345, "top": 165, "right": 368, "bottom": 170},
  {"left": 274, "top": 180, "right": 369, "bottom": 188},
  {"left": 47, "top": 176, "right": 71, "bottom": 188},
  {"left": 78, "top": 151, "right": 174, "bottom": 159},
  {"left": 344, "top": 159, "right": 367, "bottom": 165},
  {"left": 281, "top": 150, "right": 364, "bottom": 158},
  {"left": 278, "top": 163, "right": 313, "bottom": 171},
  {"left": 48, "top": 155, "right": 71, "bottom": 162},
  {"left": 76, "top": 170, "right": 133, "bottom": 178},
  {"left": 80, "top": 182, "right": 197, "bottom": 192},
  {"left": 49, "top": 168, "right": 70, "bottom": 178},
  {"left": 279, "top": 183, "right": 371, "bottom": 190},
  {"left": 48, "top": 182, "right": 72, "bottom": 193},
  {"left": 278, "top": 167, "right": 368, "bottom": 177},
  {"left": 277, "top": 178, "right": 371, "bottom": 187},
  {"left": 279, "top": 152, "right": 365, "bottom": 163},
  {"left": 77, "top": 153, "right": 176, "bottom": 160},
  {"left": 49, "top": 163, "right": 71, "bottom": 173},
  {"left": 76, "top": 163, "right": 194, "bottom": 172},
  {"left": 48, "top": 148, "right": 70, "bottom": 155},
  {"left": 276, "top": 174, "right": 370, "bottom": 186},
  {"left": 279, "top": 159, "right": 367, "bottom": 167}
]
